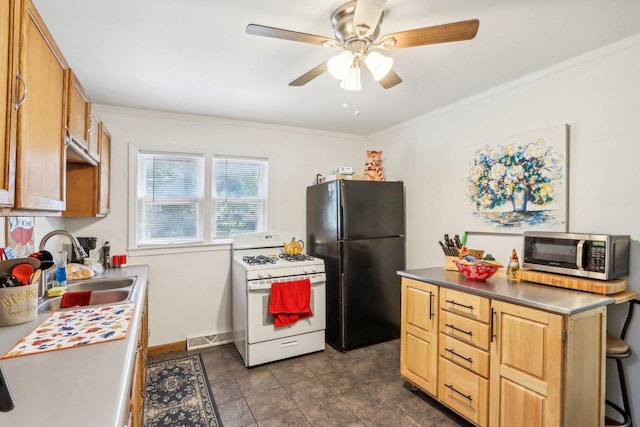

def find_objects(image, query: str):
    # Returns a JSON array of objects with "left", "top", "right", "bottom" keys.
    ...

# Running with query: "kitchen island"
[
  {"left": 0, "top": 265, "right": 149, "bottom": 427},
  {"left": 398, "top": 267, "right": 614, "bottom": 426}
]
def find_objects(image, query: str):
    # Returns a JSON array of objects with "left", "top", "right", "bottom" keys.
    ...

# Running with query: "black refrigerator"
[{"left": 306, "top": 180, "right": 405, "bottom": 351}]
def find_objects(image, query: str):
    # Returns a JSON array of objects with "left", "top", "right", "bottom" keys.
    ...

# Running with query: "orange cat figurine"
[{"left": 364, "top": 150, "right": 385, "bottom": 181}]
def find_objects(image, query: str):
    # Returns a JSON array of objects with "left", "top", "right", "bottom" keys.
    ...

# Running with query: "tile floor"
[{"left": 149, "top": 339, "right": 473, "bottom": 427}]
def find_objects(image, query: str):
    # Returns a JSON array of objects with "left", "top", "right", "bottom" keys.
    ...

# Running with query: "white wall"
[
  {"left": 369, "top": 34, "right": 640, "bottom": 422},
  {"left": 63, "top": 107, "right": 367, "bottom": 346}
]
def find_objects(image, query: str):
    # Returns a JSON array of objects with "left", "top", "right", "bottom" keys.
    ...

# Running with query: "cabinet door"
[
  {"left": 87, "top": 111, "right": 99, "bottom": 161},
  {"left": 66, "top": 68, "right": 89, "bottom": 150},
  {"left": 400, "top": 278, "right": 438, "bottom": 395},
  {"left": 97, "top": 122, "right": 110, "bottom": 215},
  {"left": 15, "top": 0, "right": 67, "bottom": 210},
  {"left": 0, "top": 0, "right": 19, "bottom": 206},
  {"left": 489, "top": 300, "right": 564, "bottom": 427}
]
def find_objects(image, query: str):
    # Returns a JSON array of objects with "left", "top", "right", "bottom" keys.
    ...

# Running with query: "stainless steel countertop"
[
  {"left": 399, "top": 267, "right": 615, "bottom": 315},
  {"left": 0, "top": 265, "right": 149, "bottom": 427}
]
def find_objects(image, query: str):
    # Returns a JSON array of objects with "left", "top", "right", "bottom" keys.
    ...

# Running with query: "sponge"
[{"left": 47, "top": 287, "right": 67, "bottom": 297}]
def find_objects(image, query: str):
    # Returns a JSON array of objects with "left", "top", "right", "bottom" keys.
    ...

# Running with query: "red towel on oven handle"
[{"left": 268, "top": 279, "right": 313, "bottom": 327}]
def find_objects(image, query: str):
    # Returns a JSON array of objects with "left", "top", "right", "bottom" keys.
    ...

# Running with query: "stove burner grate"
[
  {"left": 279, "top": 253, "right": 315, "bottom": 262},
  {"left": 243, "top": 255, "right": 276, "bottom": 266}
]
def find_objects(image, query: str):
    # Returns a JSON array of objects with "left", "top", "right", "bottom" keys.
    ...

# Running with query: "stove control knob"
[
  {"left": 258, "top": 271, "right": 266, "bottom": 278},
  {"left": 267, "top": 272, "right": 273, "bottom": 278}
]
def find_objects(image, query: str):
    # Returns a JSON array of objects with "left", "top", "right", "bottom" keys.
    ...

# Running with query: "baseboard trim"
[{"left": 148, "top": 340, "right": 186, "bottom": 356}]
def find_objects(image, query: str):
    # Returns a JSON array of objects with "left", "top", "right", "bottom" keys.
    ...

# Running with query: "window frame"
[
  {"left": 212, "top": 155, "right": 269, "bottom": 240},
  {"left": 128, "top": 145, "right": 269, "bottom": 250}
]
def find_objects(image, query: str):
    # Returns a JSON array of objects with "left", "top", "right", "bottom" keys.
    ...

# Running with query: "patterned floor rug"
[{"left": 143, "top": 354, "right": 223, "bottom": 427}]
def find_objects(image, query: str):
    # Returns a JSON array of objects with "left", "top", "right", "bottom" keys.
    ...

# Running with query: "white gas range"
[{"left": 232, "top": 232, "right": 326, "bottom": 367}]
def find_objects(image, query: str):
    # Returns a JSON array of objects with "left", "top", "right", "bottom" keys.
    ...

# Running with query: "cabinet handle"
[
  {"left": 445, "top": 347, "right": 473, "bottom": 363},
  {"left": 15, "top": 70, "right": 27, "bottom": 111},
  {"left": 445, "top": 383, "right": 472, "bottom": 401},
  {"left": 445, "top": 299, "right": 474, "bottom": 311},
  {"left": 445, "top": 323, "right": 473, "bottom": 337},
  {"left": 135, "top": 345, "right": 143, "bottom": 353},
  {"left": 490, "top": 308, "right": 497, "bottom": 342},
  {"left": 429, "top": 292, "right": 434, "bottom": 319}
]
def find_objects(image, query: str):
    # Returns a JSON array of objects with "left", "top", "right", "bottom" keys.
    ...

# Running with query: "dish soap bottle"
[{"left": 507, "top": 249, "right": 520, "bottom": 279}]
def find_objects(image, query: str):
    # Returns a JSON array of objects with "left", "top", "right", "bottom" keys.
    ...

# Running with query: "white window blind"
[
  {"left": 212, "top": 156, "right": 268, "bottom": 238},
  {"left": 137, "top": 152, "right": 204, "bottom": 245}
]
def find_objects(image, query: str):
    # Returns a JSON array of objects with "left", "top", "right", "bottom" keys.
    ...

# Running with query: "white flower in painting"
[
  {"left": 489, "top": 163, "right": 506, "bottom": 180},
  {"left": 504, "top": 165, "right": 524, "bottom": 184},
  {"left": 505, "top": 143, "right": 520, "bottom": 156},
  {"left": 545, "top": 151, "right": 564, "bottom": 171},
  {"left": 469, "top": 165, "right": 485, "bottom": 182},
  {"left": 524, "top": 139, "right": 547, "bottom": 159},
  {"left": 489, "top": 145, "right": 505, "bottom": 161}
]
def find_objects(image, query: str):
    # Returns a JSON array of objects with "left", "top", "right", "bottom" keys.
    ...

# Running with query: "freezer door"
[
  {"left": 340, "top": 181, "right": 404, "bottom": 239},
  {"left": 341, "top": 236, "right": 405, "bottom": 350},
  {"left": 307, "top": 182, "right": 339, "bottom": 255}
]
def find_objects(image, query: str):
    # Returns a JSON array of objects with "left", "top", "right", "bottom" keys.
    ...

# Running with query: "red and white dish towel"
[{"left": 268, "top": 279, "right": 313, "bottom": 327}]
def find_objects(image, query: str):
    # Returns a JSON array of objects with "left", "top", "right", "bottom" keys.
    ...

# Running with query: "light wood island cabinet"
[
  {"left": 401, "top": 278, "right": 438, "bottom": 395},
  {"left": 399, "top": 269, "right": 610, "bottom": 427}
]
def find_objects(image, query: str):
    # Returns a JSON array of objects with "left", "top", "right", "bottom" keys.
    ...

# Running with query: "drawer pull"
[
  {"left": 446, "top": 299, "right": 474, "bottom": 311},
  {"left": 445, "top": 323, "right": 473, "bottom": 337},
  {"left": 445, "top": 383, "right": 473, "bottom": 401},
  {"left": 445, "top": 347, "right": 473, "bottom": 363}
]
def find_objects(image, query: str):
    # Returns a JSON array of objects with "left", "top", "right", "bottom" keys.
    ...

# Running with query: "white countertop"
[
  {"left": 0, "top": 265, "right": 149, "bottom": 427},
  {"left": 399, "top": 267, "right": 615, "bottom": 315}
]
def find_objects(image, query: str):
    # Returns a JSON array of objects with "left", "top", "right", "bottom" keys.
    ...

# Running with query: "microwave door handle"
[{"left": 576, "top": 240, "right": 586, "bottom": 270}]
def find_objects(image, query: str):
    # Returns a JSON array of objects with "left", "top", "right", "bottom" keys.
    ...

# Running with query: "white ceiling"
[{"left": 33, "top": 0, "right": 640, "bottom": 136}]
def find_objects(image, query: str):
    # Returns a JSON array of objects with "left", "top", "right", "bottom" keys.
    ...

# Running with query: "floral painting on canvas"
[{"left": 463, "top": 124, "right": 568, "bottom": 233}]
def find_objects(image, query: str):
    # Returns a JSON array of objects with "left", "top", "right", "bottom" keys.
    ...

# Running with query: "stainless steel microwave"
[{"left": 523, "top": 232, "right": 630, "bottom": 280}]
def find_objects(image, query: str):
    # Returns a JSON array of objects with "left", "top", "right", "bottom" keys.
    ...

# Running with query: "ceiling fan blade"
[
  {"left": 247, "top": 24, "right": 338, "bottom": 46},
  {"left": 289, "top": 62, "right": 328, "bottom": 86},
  {"left": 362, "top": 63, "right": 402, "bottom": 89},
  {"left": 353, "top": 0, "right": 386, "bottom": 38},
  {"left": 381, "top": 19, "right": 479, "bottom": 49}
]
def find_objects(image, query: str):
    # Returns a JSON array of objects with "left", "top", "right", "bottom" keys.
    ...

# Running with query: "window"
[
  {"left": 212, "top": 156, "right": 268, "bottom": 238},
  {"left": 133, "top": 150, "right": 268, "bottom": 247},
  {"left": 136, "top": 152, "right": 205, "bottom": 245}
]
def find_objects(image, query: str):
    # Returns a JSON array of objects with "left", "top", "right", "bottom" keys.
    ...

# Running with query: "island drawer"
[
  {"left": 439, "top": 332, "right": 490, "bottom": 378},
  {"left": 438, "top": 358, "right": 488, "bottom": 426},
  {"left": 440, "top": 288, "right": 490, "bottom": 323},
  {"left": 440, "top": 310, "right": 490, "bottom": 351}
]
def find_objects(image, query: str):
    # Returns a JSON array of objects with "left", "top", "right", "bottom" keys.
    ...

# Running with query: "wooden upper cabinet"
[
  {"left": 0, "top": 0, "right": 20, "bottom": 207},
  {"left": 64, "top": 120, "right": 110, "bottom": 217},
  {"left": 97, "top": 122, "right": 110, "bottom": 215},
  {"left": 14, "top": 0, "right": 68, "bottom": 211},
  {"left": 87, "top": 110, "right": 100, "bottom": 161},
  {"left": 66, "top": 68, "right": 90, "bottom": 150}
]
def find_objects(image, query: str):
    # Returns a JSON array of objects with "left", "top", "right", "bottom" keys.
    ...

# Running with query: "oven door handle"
[{"left": 248, "top": 275, "right": 326, "bottom": 291}]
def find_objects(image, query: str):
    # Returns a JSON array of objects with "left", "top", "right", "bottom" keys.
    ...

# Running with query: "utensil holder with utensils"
[
  {"left": 0, "top": 283, "right": 38, "bottom": 326},
  {"left": 0, "top": 257, "right": 42, "bottom": 326}
]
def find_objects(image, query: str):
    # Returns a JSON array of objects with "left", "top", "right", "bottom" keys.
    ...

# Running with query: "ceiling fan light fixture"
[
  {"left": 340, "top": 66, "right": 361, "bottom": 91},
  {"left": 365, "top": 51, "right": 393, "bottom": 80},
  {"left": 328, "top": 51, "right": 354, "bottom": 80}
]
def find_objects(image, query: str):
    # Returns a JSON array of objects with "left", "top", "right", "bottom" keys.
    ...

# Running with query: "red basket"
[{"left": 454, "top": 260, "right": 502, "bottom": 281}]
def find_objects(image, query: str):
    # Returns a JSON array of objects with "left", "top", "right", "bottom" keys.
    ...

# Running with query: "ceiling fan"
[{"left": 246, "top": 0, "right": 479, "bottom": 91}]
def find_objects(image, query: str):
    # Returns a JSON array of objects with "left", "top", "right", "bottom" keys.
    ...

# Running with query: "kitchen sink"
[
  {"left": 37, "top": 277, "right": 137, "bottom": 313},
  {"left": 67, "top": 278, "right": 136, "bottom": 292}
]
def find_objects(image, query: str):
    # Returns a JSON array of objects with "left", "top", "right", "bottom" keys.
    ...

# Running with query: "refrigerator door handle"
[{"left": 339, "top": 272, "right": 347, "bottom": 349}]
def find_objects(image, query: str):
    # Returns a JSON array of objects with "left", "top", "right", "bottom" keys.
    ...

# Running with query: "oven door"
[{"left": 246, "top": 274, "right": 326, "bottom": 344}]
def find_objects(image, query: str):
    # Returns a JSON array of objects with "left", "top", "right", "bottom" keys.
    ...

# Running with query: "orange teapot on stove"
[{"left": 283, "top": 238, "right": 304, "bottom": 255}]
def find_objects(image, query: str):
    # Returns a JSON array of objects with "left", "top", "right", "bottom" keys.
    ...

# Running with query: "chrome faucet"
[{"left": 37, "top": 230, "right": 89, "bottom": 298}]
